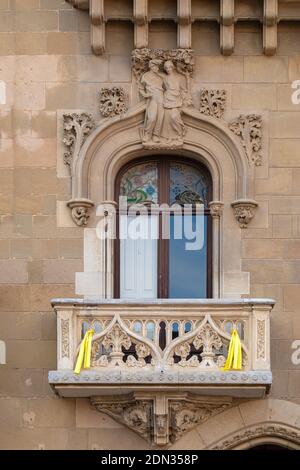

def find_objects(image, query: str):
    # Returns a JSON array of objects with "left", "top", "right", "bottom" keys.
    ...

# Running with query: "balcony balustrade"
[{"left": 49, "top": 298, "right": 274, "bottom": 446}]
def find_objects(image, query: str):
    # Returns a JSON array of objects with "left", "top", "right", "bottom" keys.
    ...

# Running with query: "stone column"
[
  {"left": 209, "top": 201, "right": 224, "bottom": 298},
  {"left": 75, "top": 201, "right": 117, "bottom": 299}
]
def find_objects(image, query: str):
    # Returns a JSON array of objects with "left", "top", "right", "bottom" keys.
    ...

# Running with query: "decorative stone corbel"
[
  {"left": 231, "top": 199, "right": 258, "bottom": 229},
  {"left": 67, "top": 198, "right": 94, "bottom": 226},
  {"left": 134, "top": 0, "right": 148, "bottom": 48},
  {"left": 91, "top": 393, "right": 232, "bottom": 447},
  {"left": 177, "top": 0, "right": 192, "bottom": 49},
  {"left": 90, "top": 0, "right": 105, "bottom": 55},
  {"left": 220, "top": 0, "right": 235, "bottom": 56},
  {"left": 209, "top": 201, "right": 224, "bottom": 218},
  {"left": 263, "top": 0, "right": 278, "bottom": 56}
]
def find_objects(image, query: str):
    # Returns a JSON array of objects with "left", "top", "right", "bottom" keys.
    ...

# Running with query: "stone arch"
[
  {"left": 73, "top": 103, "right": 251, "bottom": 204},
  {"left": 170, "top": 399, "right": 300, "bottom": 450},
  {"left": 72, "top": 103, "right": 256, "bottom": 298}
]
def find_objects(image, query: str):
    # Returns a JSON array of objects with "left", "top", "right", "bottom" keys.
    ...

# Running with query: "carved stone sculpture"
[
  {"left": 231, "top": 199, "right": 258, "bottom": 228},
  {"left": 63, "top": 112, "right": 94, "bottom": 167},
  {"left": 66, "top": 198, "right": 94, "bottom": 226},
  {"left": 229, "top": 114, "right": 263, "bottom": 166},
  {"left": 99, "top": 87, "right": 128, "bottom": 118},
  {"left": 200, "top": 89, "right": 226, "bottom": 119},
  {"left": 139, "top": 59, "right": 164, "bottom": 145},
  {"left": 133, "top": 49, "right": 194, "bottom": 149},
  {"left": 209, "top": 201, "right": 224, "bottom": 218}
]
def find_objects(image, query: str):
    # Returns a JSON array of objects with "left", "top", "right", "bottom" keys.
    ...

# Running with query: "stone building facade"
[{"left": 1, "top": 0, "right": 300, "bottom": 450}]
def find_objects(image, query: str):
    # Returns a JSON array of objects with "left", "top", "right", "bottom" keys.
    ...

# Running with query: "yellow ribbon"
[
  {"left": 74, "top": 329, "right": 94, "bottom": 375},
  {"left": 222, "top": 329, "right": 242, "bottom": 371}
]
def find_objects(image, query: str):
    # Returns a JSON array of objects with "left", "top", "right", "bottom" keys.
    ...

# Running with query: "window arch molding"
[
  {"left": 70, "top": 104, "right": 251, "bottom": 203},
  {"left": 69, "top": 103, "right": 256, "bottom": 299}
]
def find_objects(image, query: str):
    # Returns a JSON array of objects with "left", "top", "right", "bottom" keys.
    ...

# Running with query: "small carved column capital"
[
  {"left": 231, "top": 199, "right": 258, "bottom": 229},
  {"left": 96, "top": 200, "right": 118, "bottom": 217},
  {"left": 67, "top": 198, "right": 95, "bottom": 226},
  {"left": 209, "top": 201, "right": 224, "bottom": 218}
]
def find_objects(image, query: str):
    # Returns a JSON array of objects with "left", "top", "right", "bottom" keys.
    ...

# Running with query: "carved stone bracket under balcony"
[
  {"left": 49, "top": 298, "right": 274, "bottom": 446},
  {"left": 91, "top": 392, "right": 232, "bottom": 447}
]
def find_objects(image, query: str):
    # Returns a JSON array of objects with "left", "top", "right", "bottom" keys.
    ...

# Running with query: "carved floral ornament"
[
  {"left": 99, "top": 87, "right": 128, "bottom": 118},
  {"left": 229, "top": 114, "right": 263, "bottom": 167},
  {"left": 63, "top": 112, "right": 94, "bottom": 167},
  {"left": 199, "top": 89, "right": 227, "bottom": 119}
]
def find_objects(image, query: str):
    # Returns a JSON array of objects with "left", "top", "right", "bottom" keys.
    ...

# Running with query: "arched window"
[{"left": 115, "top": 156, "right": 212, "bottom": 299}]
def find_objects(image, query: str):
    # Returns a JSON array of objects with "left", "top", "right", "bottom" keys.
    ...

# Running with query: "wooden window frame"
[{"left": 114, "top": 155, "right": 213, "bottom": 299}]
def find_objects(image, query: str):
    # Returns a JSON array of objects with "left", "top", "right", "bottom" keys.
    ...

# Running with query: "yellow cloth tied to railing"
[
  {"left": 222, "top": 329, "right": 242, "bottom": 371},
  {"left": 74, "top": 329, "right": 94, "bottom": 375}
]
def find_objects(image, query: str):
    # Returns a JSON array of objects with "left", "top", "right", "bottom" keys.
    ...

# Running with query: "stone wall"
[{"left": 0, "top": 0, "right": 300, "bottom": 449}]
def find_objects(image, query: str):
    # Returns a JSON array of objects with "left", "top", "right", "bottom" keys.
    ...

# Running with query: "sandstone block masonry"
[{"left": 0, "top": 0, "right": 300, "bottom": 450}]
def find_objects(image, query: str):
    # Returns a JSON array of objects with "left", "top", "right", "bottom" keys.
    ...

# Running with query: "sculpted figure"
[
  {"left": 162, "top": 60, "right": 189, "bottom": 145},
  {"left": 139, "top": 59, "right": 164, "bottom": 144}
]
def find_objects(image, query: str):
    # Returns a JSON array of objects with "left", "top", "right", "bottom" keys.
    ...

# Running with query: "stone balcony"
[{"left": 49, "top": 298, "right": 274, "bottom": 446}]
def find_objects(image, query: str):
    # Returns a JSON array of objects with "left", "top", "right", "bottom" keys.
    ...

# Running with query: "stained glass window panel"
[
  {"left": 169, "top": 162, "right": 210, "bottom": 207},
  {"left": 120, "top": 162, "right": 158, "bottom": 204}
]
